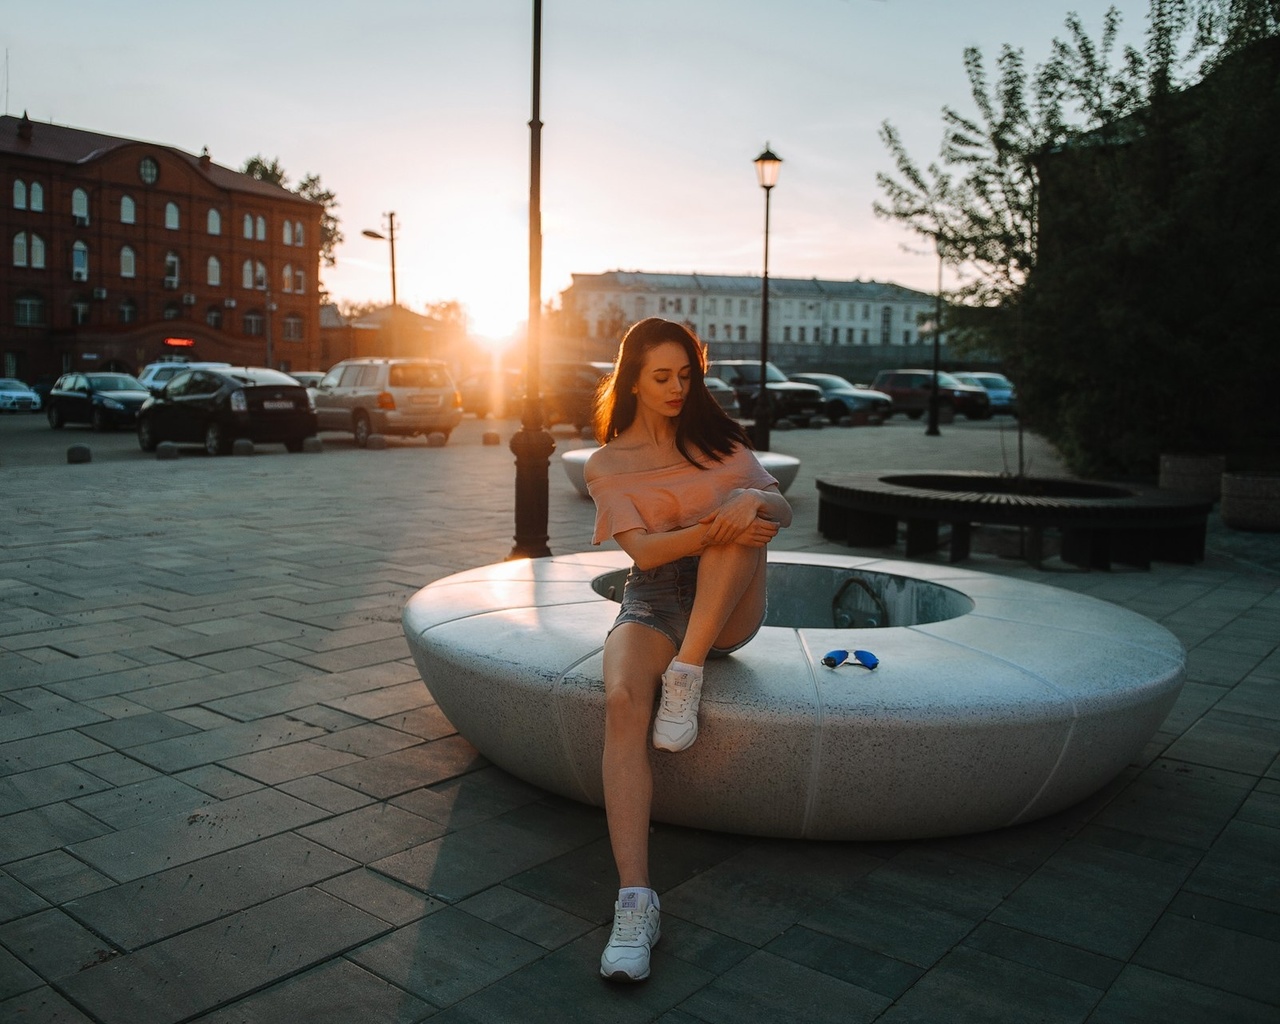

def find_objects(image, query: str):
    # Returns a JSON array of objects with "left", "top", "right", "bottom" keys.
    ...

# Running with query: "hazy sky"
[{"left": 6, "top": 1, "right": 1152, "bottom": 338}]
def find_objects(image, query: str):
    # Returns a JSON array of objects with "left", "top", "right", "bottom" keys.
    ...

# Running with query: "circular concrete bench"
[
  {"left": 560, "top": 446, "right": 800, "bottom": 498},
  {"left": 401, "top": 552, "right": 1185, "bottom": 840}
]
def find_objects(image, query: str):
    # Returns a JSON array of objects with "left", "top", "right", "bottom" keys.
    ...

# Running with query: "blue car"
[{"left": 953, "top": 372, "right": 1017, "bottom": 416}]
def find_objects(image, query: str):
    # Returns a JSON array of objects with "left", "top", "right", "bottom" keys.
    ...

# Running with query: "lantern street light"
[
  {"left": 509, "top": 0, "right": 555, "bottom": 559},
  {"left": 753, "top": 144, "right": 782, "bottom": 452},
  {"left": 362, "top": 212, "right": 398, "bottom": 309}
]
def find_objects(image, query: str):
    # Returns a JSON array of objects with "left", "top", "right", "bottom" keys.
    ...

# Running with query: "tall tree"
[{"left": 241, "top": 155, "right": 343, "bottom": 268}]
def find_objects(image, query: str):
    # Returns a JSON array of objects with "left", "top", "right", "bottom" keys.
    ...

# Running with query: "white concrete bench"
[
  {"left": 402, "top": 552, "right": 1185, "bottom": 840},
  {"left": 560, "top": 446, "right": 801, "bottom": 498}
]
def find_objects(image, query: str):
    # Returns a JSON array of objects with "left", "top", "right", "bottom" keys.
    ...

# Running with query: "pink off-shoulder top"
[{"left": 587, "top": 444, "right": 779, "bottom": 545}]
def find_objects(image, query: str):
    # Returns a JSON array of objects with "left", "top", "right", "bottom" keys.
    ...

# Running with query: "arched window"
[
  {"left": 164, "top": 251, "right": 180, "bottom": 288},
  {"left": 255, "top": 261, "right": 267, "bottom": 289},
  {"left": 255, "top": 215, "right": 266, "bottom": 241},
  {"left": 243, "top": 310, "right": 264, "bottom": 336},
  {"left": 283, "top": 314, "right": 304, "bottom": 341},
  {"left": 13, "top": 180, "right": 26, "bottom": 209},
  {"left": 293, "top": 221, "right": 304, "bottom": 246},
  {"left": 205, "top": 306, "right": 223, "bottom": 329},
  {"left": 12, "top": 232, "right": 27, "bottom": 267},
  {"left": 120, "top": 246, "right": 136, "bottom": 278},
  {"left": 282, "top": 221, "right": 293, "bottom": 246},
  {"left": 29, "top": 234, "right": 45, "bottom": 268},
  {"left": 121, "top": 195, "right": 136, "bottom": 224},
  {"left": 207, "top": 208, "right": 221, "bottom": 235},
  {"left": 72, "top": 241, "right": 89, "bottom": 281},
  {"left": 15, "top": 292, "right": 45, "bottom": 326},
  {"left": 72, "top": 188, "right": 90, "bottom": 225},
  {"left": 165, "top": 202, "right": 180, "bottom": 230},
  {"left": 243, "top": 213, "right": 254, "bottom": 239},
  {"left": 294, "top": 270, "right": 305, "bottom": 295},
  {"left": 282, "top": 264, "right": 293, "bottom": 293},
  {"left": 118, "top": 298, "right": 137, "bottom": 324},
  {"left": 30, "top": 182, "right": 43, "bottom": 211},
  {"left": 207, "top": 255, "right": 221, "bottom": 286},
  {"left": 242, "top": 259, "right": 254, "bottom": 289}
]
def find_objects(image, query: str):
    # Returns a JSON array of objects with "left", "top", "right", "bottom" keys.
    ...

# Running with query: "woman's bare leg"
[
  {"left": 601, "top": 623, "right": 674, "bottom": 887},
  {"left": 675, "top": 543, "right": 767, "bottom": 667}
]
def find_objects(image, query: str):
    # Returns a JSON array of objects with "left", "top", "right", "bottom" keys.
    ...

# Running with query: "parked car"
[
  {"left": 952, "top": 371, "right": 1017, "bottom": 416},
  {"left": 137, "top": 366, "right": 318, "bottom": 456},
  {"left": 703, "top": 375, "right": 741, "bottom": 417},
  {"left": 313, "top": 358, "right": 462, "bottom": 446},
  {"left": 869, "top": 369, "right": 991, "bottom": 420},
  {"left": 457, "top": 367, "right": 525, "bottom": 419},
  {"left": 286, "top": 371, "right": 327, "bottom": 390},
  {"left": 786, "top": 372, "right": 891, "bottom": 423},
  {"left": 705, "top": 360, "right": 823, "bottom": 426},
  {"left": 0, "top": 378, "right": 41, "bottom": 413},
  {"left": 540, "top": 361, "right": 614, "bottom": 429},
  {"left": 138, "top": 360, "right": 233, "bottom": 394},
  {"left": 46, "top": 372, "right": 150, "bottom": 429}
]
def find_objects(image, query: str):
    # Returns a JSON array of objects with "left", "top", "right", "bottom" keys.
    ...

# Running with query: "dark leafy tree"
[{"left": 241, "top": 155, "right": 343, "bottom": 268}]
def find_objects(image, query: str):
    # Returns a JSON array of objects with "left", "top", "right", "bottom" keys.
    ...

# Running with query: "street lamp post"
[
  {"left": 509, "top": 0, "right": 554, "bottom": 559},
  {"left": 753, "top": 145, "right": 782, "bottom": 452},
  {"left": 925, "top": 234, "right": 943, "bottom": 437},
  {"left": 361, "top": 212, "right": 398, "bottom": 309}
]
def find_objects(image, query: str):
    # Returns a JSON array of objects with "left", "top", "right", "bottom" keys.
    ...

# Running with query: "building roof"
[
  {"left": 0, "top": 112, "right": 314, "bottom": 206},
  {"left": 569, "top": 270, "right": 932, "bottom": 302}
]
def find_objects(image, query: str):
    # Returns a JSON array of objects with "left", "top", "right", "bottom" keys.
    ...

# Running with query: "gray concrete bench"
[
  {"left": 561, "top": 446, "right": 800, "bottom": 498},
  {"left": 402, "top": 551, "right": 1185, "bottom": 840}
]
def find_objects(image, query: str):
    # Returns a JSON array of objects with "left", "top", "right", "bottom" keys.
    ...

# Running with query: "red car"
[{"left": 869, "top": 369, "right": 991, "bottom": 420}]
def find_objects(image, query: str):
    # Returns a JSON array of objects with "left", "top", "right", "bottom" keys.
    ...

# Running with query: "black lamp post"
[
  {"left": 925, "top": 233, "right": 943, "bottom": 437},
  {"left": 753, "top": 144, "right": 782, "bottom": 452},
  {"left": 361, "top": 212, "right": 398, "bottom": 308},
  {"left": 509, "top": 0, "right": 554, "bottom": 559}
]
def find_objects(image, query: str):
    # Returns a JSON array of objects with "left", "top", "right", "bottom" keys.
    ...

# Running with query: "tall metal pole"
[
  {"left": 509, "top": 0, "right": 554, "bottom": 559},
  {"left": 386, "top": 211, "right": 398, "bottom": 309},
  {"left": 755, "top": 184, "right": 773, "bottom": 451},
  {"left": 925, "top": 234, "right": 943, "bottom": 437}
]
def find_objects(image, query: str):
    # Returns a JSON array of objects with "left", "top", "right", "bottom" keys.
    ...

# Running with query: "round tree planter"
[{"left": 402, "top": 552, "right": 1185, "bottom": 841}]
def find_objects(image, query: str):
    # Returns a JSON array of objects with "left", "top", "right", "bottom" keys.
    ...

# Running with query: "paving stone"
[
  {"left": 69, "top": 775, "right": 214, "bottom": 830},
  {"left": 317, "top": 867, "right": 446, "bottom": 926},
  {"left": 0, "top": 986, "right": 96, "bottom": 1023},
  {"left": 0, "top": 703, "right": 107, "bottom": 746},
  {"left": 389, "top": 764, "right": 547, "bottom": 829},
  {"left": 322, "top": 680, "right": 433, "bottom": 720},
  {"left": 220, "top": 739, "right": 361, "bottom": 785},
  {"left": 59, "top": 888, "right": 390, "bottom": 1024},
  {"left": 0, "top": 730, "right": 112, "bottom": 778},
  {"left": 67, "top": 786, "right": 328, "bottom": 882},
  {"left": 962, "top": 921, "right": 1123, "bottom": 991},
  {"left": 765, "top": 923, "right": 922, "bottom": 1000},
  {"left": 1185, "top": 820, "right": 1280, "bottom": 914},
  {"left": 0, "top": 907, "right": 118, "bottom": 982},
  {"left": 126, "top": 713, "right": 328, "bottom": 774},
  {"left": 0, "top": 803, "right": 112, "bottom": 864},
  {"left": 0, "top": 871, "right": 48, "bottom": 924},
  {"left": 375, "top": 703, "right": 455, "bottom": 741},
  {"left": 1087, "top": 963, "right": 1277, "bottom": 1024},
  {"left": 0, "top": 763, "right": 112, "bottom": 815},
  {"left": 0, "top": 941, "right": 41, "bottom": 999},
  {"left": 192, "top": 957, "right": 431, "bottom": 1024},
  {"left": 72, "top": 751, "right": 160, "bottom": 787},
  {"left": 173, "top": 763, "right": 264, "bottom": 799},
  {"left": 1134, "top": 911, "right": 1280, "bottom": 1005},
  {"left": 347, "top": 905, "right": 545, "bottom": 1009},
  {"left": 458, "top": 884, "right": 596, "bottom": 950},
  {"left": 320, "top": 733, "right": 485, "bottom": 799},
  {"left": 299, "top": 802, "right": 448, "bottom": 863},
  {"left": 1164, "top": 709, "right": 1280, "bottom": 775},
  {"left": 5, "top": 850, "right": 115, "bottom": 905},
  {"left": 276, "top": 774, "right": 375, "bottom": 813},
  {"left": 1088, "top": 758, "right": 1252, "bottom": 848}
]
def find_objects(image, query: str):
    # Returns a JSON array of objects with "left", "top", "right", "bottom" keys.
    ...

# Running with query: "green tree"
[{"left": 241, "top": 155, "right": 343, "bottom": 268}]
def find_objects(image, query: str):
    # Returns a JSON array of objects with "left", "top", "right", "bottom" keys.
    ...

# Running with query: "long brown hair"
[{"left": 592, "top": 318, "right": 752, "bottom": 465}]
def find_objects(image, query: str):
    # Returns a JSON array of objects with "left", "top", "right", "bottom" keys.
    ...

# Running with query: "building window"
[
  {"left": 120, "top": 246, "right": 136, "bottom": 278},
  {"left": 15, "top": 293, "right": 45, "bottom": 326},
  {"left": 707, "top": 324, "right": 717, "bottom": 339},
  {"left": 119, "top": 298, "right": 137, "bottom": 324},
  {"left": 880, "top": 306, "right": 892, "bottom": 344},
  {"left": 293, "top": 221, "right": 304, "bottom": 246},
  {"left": 243, "top": 213, "right": 254, "bottom": 239},
  {"left": 282, "top": 314, "right": 303, "bottom": 341},
  {"left": 207, "top": 208, "right": 221, "bottom": 235},
  {"left": 164, "top": 252, "right": 180, "bottom": 288},
  {"left": 13, "top": 179, "right": 26, "bottom": 209},
  {"left": 846, "top": 328, "right": 854, "bottom": 344},
  {"left": 163, "top": 302, "right": 181, "bottom": 320},
  {"left": 205, "top": 306, "right": 223, "bottom": 329},
  {"left": 72, "top": 241, "right": 89, "bottom": 281},
  {"left": 739, "top": 300, "right": 748, "bottom": 316},
  {"left": 12, "top": 232, "right": 27, "bottom": 267},
  {"left": 283, "top": 221, "right": 293, "bottom": 246},
  {"left": 255, "top": 261, "right": 267, "bottom": 289},
  {"left": 798, "top": 327, "right": 806, "bottom": 343},
  {"left": 737, "top": 325, "right": 747, "bottom": 341},
  {"left": 255, "top": 216, "right": 266, "bottom": 241},
  {"left": 207, "top": 256, "right": 221, "bottom": 287},
  {"left": 783, "top": 326, "right": 791, "bottom": 342},
  {"left": 293, "top": 270, "right": 304, "bottom": 295},
  {"left": 29, "top": 182, "right": 43, "bottom": 211},
  {"left": 243, "top": 311, "right": 264, "bottom": 336},
  {"left": 242, "top": 260, "right": 254, "bottom": 289},
  {"left": 72, "top": 299, "right": 91, "bottom": 326},
  {"left": 282, "top": 264, "right": 293, "bottom": 293},
  {"left": 72, "top": 188, "right": 90, "bottom": 225},
  {"left": 165, "top": 202, "right": 180, "bottom": 230},
  {"left": 904, "top": 330, "right": 913, "bottom": 344},
  {"left": 862, "top": 304, "right": 870, "bottom": 320},
  {"left": 121, "top": 195, "right": 136, "bottom": 224},
  {"left": 861, "top": 328, "right": 870, "bottom": 344}
]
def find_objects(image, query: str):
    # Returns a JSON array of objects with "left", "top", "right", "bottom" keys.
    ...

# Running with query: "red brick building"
[{"left": 1, "top": 113, "right": 322, "bottom": 382}]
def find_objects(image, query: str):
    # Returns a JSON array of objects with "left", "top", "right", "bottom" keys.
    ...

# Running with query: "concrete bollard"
[
  {"left": 156, "top": 442, "right": 180, "bottom": 460},
  {"left": 301, "top": 436, "right": 324, "bottom": 453},
  {"left": 365, "top": 434, "right": 389, "bottom": 450},
  {"left": 67, "top": 444, "right": 92, "bottom": 464},
  {"left": 232, "top": 439, "right": 255, "bottom": 456},
  {"left": 427, "top": 432, "right": 447, "bottom": 447},
  {"left": 482, "top": 431, "right": 501, "bottom": 446}
]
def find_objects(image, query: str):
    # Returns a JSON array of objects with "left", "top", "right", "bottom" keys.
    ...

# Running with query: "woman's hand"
[{"left": 698, "top": 490, "right": 779, "bottom": 547}]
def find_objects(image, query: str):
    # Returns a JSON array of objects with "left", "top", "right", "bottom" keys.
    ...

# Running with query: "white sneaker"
[
  {"left": 599, "top": 891, "right": 661, "bottom": 982},
  {"left": 652, "top": 663, "right": 703, "bottom": 752}
]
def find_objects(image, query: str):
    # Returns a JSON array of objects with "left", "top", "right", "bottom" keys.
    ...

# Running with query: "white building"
[{"left": 558, "top": 271, "right": 943, "bottom": 367}]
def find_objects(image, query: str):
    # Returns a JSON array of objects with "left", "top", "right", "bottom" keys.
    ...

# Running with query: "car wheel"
[
  {"left": 47, "top": 405, "right": 64, "bottom": 429},
  {"left": 137, "top": 417, "right": 157, "bottom": 452},
  {"left": 907, "top": 410, "right": 924, "bottom": 420},
  {"left": 204, "top": 420, "right": 231, "bottom": 456},
  {"left": 353, "top": 411, "right": 371, "bottom": 448},
  {"left": 825, "top": 400, "right": 849, "bottom": 421},
  {"left": 91, "top": 407, "right": 110, "bottom": 432}
]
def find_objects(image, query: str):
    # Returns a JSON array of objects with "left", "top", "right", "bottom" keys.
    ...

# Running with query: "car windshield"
[
  {"left": 0, "top": 379, "right": 32, "bottom": 391},
  {"left": 389, "top": 364, "right": 450, "bottom": 388},
  {"left": 936, "top": 372, "right": 964, "bottom": 387},
  {"left": 802, "top": 374, "right": 854, "bottom": 390},
  {"left": 225, "top": 368, "right": 302, "bottom": 386},
  {"left": 87, "top": 374, "right": 146, "bottom": 391},
  {"left": 729, "top": 364, "right": 789, "bottom": 384}
]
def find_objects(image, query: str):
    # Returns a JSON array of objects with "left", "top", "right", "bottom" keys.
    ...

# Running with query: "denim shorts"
[{"left": 609, "top": 555, "right": 761, "bottom": 657}]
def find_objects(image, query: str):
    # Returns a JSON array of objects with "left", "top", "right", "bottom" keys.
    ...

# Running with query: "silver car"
[{"left": 313, "top": 358, "right": 462, "bottom": 447}]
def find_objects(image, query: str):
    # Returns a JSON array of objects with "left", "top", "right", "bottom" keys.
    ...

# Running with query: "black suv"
[
  {"left": 706, "top": 361, "right": 823, "bottom": 426},
  {"left": 870, "top": 369, "right": 991, "bottom": 420}
]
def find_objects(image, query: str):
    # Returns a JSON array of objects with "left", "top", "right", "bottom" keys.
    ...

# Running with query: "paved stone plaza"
[{"left": 1, "top": 413, "right": 1277, "bottom": 1023}]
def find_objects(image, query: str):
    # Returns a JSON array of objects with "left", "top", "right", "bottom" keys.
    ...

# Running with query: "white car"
[{"left": 0, "top": 378, "right": 41, "bottom": 412}]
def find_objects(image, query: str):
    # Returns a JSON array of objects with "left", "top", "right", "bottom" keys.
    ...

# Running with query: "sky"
[{"left": 5, "top": 0, "right": 1154, "bottom": 341}]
